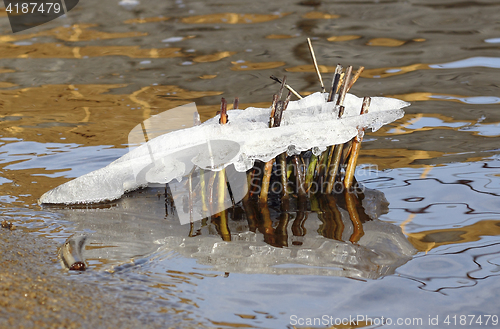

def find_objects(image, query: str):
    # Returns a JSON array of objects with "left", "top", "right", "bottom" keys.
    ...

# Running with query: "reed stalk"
[
  {"left": 216, "top": 97, "right": 230, "bottom": 240},
  {"left": 307, "top": 38, "right": 325, "bottom": 92},
  {"left": 293, "top": 155, "right": 307, "bottom": 198},
  {"left": 328, "top": 64, "right": 342, "bottom": 102},
  {"left": 279, "top": 153, "right": 288, "bottom": 201},
  {"left": 344, "top": 97, "right": 370, "bottom": 190},
  {"left": 259, "top": 159, "right": 275, "bottom": 204},
  {"left": 347, "top": 66, "right": 365, "bottom": 92},
  {"left": 270, "top": 75, "right": 303, "bottom": 99}
]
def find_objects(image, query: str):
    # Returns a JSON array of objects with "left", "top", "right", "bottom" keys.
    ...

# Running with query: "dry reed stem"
[
  {"left": 328, "top": 64, "right": 343, "bottom": 102},
  {"left": 269, "top": 94, "right": 278, "bottom": 128},
  {"left": 279, "top": 153, "right": 288, "bottom": 201},
  {"left": 259, "top": 159, "right": 275, "bottom": 204},
  {"left": 293, "top": 155, "right": 307, "bottom": 198},
  {"left": 336, "top": 66, "right": 353, "bottom": 107},
  {"left": 344, "top": 97, "right": 370, "bottom": 190},
  {"left": 219, "top": 97, "right": 228, "bottom": 124},
  {"left": 270, "top": 75, "right": 303, "bottom": 99},
  {"left": 307, "top": 38, "right": 325, "bottom": 92},
  {"left": 347, "top": 66, "right": 365, "bottom": 92}
]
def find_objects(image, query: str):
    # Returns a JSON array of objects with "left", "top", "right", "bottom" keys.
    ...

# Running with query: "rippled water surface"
[{"left": 1, "top": 0, "right": 499, "bottom": 328}]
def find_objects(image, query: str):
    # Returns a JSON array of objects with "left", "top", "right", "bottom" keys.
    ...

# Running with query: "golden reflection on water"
[
  {"left": 327, "top": 35, "right": 361, "bottom": 42},
  {"left": 0, "top": 84, "right": 222, "bottom": 147},
  {"left": 266, "top": 34, "right": 296, "bottom": 39},
  {"left": 302, "top": 11, "right": 340, "bottom": 19},
  {"left": 230, "top": 61, "right": 285, "bottom": 71},
  {"left": 209, "top": 320, "right": 256, "bottom": 328},
  {"left": 199, "top": 74, "right": 217, "bottom": 80},
  {"left": 0, "top": 82, "right": 17, "bottom": 88},
  {"left": 0, "top": 68, "right": 15, "bottom": 74},
  {"left": 406, "top": 220, "right": 500, "bottom": 252},
  {"left": 286, "top": 64, "right": 336, "bottom": 74},
  {"left": 0, "top": 24, "right": 146, "bottom": 43},
  {"left": 181, "top": 13, "right": 290, "bottom": 24},
  {"left": 361, "top": 63, "right": 430, "bottom": 78},
  {"left": 193, "top": 51, "right": 236, "bottom": 63},
  {"left": 376, "top": 113, "right": 470, "bottom": 135},
  {"left": 358, "top": 148, "right": 444, "bottom": 169},
  {"left": 366, "top": 38, "right": 407, "bottom": 47},
  {"left": 124, "top": 16, "right": 170, "bottom": 24},
  {"left": 0, "top": 42, "right": 183, "bottom": 59}
]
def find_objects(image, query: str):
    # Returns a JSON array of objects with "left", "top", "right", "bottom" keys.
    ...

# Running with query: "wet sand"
[{"left": 0, "top": 225, "right": 162, "bottom": 329}]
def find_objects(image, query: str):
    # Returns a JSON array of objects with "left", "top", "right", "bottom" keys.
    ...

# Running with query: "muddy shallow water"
[{"left": 1, "top": 0, "right": 499, "bottom": 328}]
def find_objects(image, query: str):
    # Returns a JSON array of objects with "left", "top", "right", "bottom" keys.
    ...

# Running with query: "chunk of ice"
[{"left": 39, "top": 92, "right": 409, "bottom": 204}]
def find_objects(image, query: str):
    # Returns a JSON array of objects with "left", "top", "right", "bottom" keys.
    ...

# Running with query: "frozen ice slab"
[
  {"left": 39, "top": 92, "right": 409, "bottom": 205},
  {"left": 57, "top": 187, "right": 417, "bottom": 278}
]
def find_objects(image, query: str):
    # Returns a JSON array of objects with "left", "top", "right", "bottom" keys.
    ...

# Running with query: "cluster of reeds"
[{"left": 164, "top": 39, "right": 375, "bottom": 245}]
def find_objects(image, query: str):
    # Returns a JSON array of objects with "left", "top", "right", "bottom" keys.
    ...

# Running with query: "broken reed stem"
[
  {"left": 279, "top": 153, "right": 288, "bottom": 201},
  {"left": 328, "top": 64, "right": 343, "bottom": 102},
  {"left": 259, "top": 159, "right": 274, "bottom": 204},
  {"left": 293, "top": 155, "right": 307, "bottom": 198},
  {"left": 277, "top": 75, "right": 287, "bottom": 100},
  {"left": 269, "top": 94, "right": 278, "bottom": 128},
  {"left": 307, "top": 38, "right": 325, "bottom": 92},
  {"left": 347, "top": 66, "right": 365, "bottom": 92},
  {"left": 325, "top": 145, "right": 343, "bottom": 194},
  {"left": 261, "top": 88, "right": 290, "bottom": 204},
  {"left": 233, "top": 97, "right": 239, "bottom": 110},
  {"left": 270, "top": 75, "right": 303, "bottom": 99},
  {"left": 219, "top": 97, "right": 228, "bottom": 124},
  {"left": 344, "top": 97, "right": 370, "bottom": 190},
  {"left": 336, "top": 66, "right": 353, "bottom": 108}
]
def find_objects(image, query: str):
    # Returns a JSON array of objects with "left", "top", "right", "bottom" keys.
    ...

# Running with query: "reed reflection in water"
[{"left": 57, "top": 167, "right": 416, "bottom": 280}]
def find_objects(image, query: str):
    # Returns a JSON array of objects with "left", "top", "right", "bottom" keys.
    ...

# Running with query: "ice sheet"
[{"left": 39, "top": 92, "right": 409, "bottom": 204}]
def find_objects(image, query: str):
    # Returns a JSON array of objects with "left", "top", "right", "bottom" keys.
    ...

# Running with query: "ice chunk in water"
[{"left": 39, "top": 92, "right": 409, "bottom": 205}]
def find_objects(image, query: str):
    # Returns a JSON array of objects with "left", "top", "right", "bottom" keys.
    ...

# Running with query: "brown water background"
[{"left": 0, "top": 0, "right": 499, "bottom": 327}]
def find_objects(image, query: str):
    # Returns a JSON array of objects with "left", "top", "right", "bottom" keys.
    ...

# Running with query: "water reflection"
[{"left": 56, "top": 183, "right": 416, "bottom": 279}]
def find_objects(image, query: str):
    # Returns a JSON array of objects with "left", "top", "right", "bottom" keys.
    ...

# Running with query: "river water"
[{"left": 1, "top": 0, "right": 499, "bottom": 328}]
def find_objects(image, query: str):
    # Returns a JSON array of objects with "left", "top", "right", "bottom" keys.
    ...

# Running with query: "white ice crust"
[{"left": 39, "top": 92, "right": 409, "bottom": 204}]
